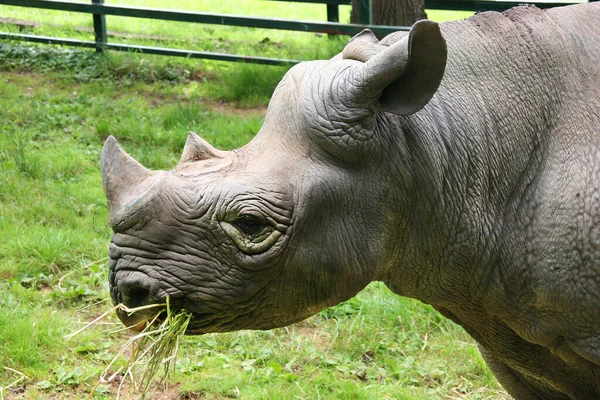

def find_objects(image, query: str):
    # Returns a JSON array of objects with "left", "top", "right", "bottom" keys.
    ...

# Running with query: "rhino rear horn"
[
  {"left": 178, "top": 132, "right": 225, "bottom": 164},
  {"left": 101, "top": 136, "right": 152, "bottom": 204}
]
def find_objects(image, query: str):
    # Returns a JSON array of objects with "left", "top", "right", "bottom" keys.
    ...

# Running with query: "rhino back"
[{"left": 547, "top": 2, "right": 600, "bottom": 67}]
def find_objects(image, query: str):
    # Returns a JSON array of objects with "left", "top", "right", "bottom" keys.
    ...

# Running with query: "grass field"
[{"left": 0, "top": 2, "right": 510, "bottom": 399}]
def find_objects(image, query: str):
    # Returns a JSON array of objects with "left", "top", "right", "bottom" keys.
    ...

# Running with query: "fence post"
[
  {"left": 92, "top": 0, "right": 107, "bottom": 52},
  {"left": 359, "top": 0, "right": 372, "bottom": 25},
  {"left": 326, "top": 4, "right": 339, "bottom": 23}
]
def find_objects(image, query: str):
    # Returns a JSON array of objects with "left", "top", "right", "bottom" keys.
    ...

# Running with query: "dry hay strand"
[{"left": 67, "top": 298, "right": 192, "bottom": 400}]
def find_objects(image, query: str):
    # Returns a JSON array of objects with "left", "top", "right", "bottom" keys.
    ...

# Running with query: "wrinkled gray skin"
[{"left": 101, "top": 4, "right": 600, "bottom": 399}]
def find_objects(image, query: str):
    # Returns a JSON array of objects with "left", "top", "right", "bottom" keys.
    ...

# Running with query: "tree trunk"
[{"left": 351, "top": 0, "right": 427, "bottom": 28}]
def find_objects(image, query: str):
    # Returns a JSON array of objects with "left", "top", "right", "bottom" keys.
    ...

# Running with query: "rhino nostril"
[{"left": 121, "top": 286, "right": 151, "bottom": 309}]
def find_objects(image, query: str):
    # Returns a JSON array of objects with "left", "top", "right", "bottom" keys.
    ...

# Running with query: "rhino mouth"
[
  {"left": 116, "top": 302, "right": 223, "bottom": 335},
  {"left": 114, "top": 303, "right": 167, "bottom": 331},
  {"left": 108, "top": 262, "right": 240, "bottom": 334}
]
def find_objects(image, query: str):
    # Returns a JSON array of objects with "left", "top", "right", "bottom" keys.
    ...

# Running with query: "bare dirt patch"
[
  {"left": 292, "top": 324, "right": 332, "bottom": 351},
  {"left": 210, "top": 101, "right": 267, "bottom": 118}
]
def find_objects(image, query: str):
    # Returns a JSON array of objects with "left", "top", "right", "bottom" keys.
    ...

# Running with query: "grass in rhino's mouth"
[{"left": 66, "top": 298, "right": 192, "bottom": 399}]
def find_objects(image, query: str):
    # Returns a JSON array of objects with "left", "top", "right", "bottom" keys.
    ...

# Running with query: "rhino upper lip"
[{"left": 139, "top": 309, "right": 217, "bottom": 329}]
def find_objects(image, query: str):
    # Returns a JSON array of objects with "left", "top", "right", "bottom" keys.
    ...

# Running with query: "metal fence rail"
[
  {"left": 343, "top": 0, "right": 591, "bottom": 14},
  {"left": 0, "top": 32, "right": 304, "bottom": 65},
  {"left": 0, "top": 0, "right": 593, "bottom": 65},
  {"left": 269, "top": 0, "right": 592, "bottom": 20},
  {"left": 0, "top": 0, "right": 396, "bottom": 35},
  {"left": 0, "top": 0, "right": 400, "bottom": 65}
]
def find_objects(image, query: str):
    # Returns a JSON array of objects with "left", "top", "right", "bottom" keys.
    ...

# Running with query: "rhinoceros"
[{"left": 101, "top": 3, "right": 600, "bottom": 398}]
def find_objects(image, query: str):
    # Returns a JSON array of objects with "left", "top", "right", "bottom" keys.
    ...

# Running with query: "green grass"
[{"left": 0, "top": 3, "right": 505, "bottom": 399}]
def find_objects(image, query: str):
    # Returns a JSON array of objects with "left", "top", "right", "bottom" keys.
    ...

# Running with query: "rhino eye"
[
  {"left": 233, "top": 215, "right": 267, "bottom": 236},
  {"left": 220, "top": 214, "right": 282, "bottom": 255}
]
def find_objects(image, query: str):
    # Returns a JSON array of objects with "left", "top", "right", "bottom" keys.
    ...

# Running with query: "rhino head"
[{"left": 101, "top": 20, "right": 447, "bottom": 333}]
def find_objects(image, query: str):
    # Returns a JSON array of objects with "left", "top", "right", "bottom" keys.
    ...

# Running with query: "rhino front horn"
[
  {"left": 179, "top": 132, "right": 225, "bottom": 164},
  {"left": 101, "top": 136, "right": 151, "bottom": 204}
]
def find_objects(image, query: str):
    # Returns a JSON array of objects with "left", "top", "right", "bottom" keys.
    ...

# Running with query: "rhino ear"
[
  {"left": 342, "top": 29, "right": 387, "bottom": 63},
  {"left": 346, "top": 20, "right": 447, "bottom": 116},
  {"left": 379, "top": 20, "right": 447, "bottom": 115},
  {"left": 331, "top": 29, "right": 380, "bottom": 62},
  {"left": 349, "top": 29, "right": 380, "bottom": 45}
]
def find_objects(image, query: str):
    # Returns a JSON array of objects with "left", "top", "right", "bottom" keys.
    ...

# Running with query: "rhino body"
[{"left": 102, "top": 3, "right": 600, "bottom": 398}]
